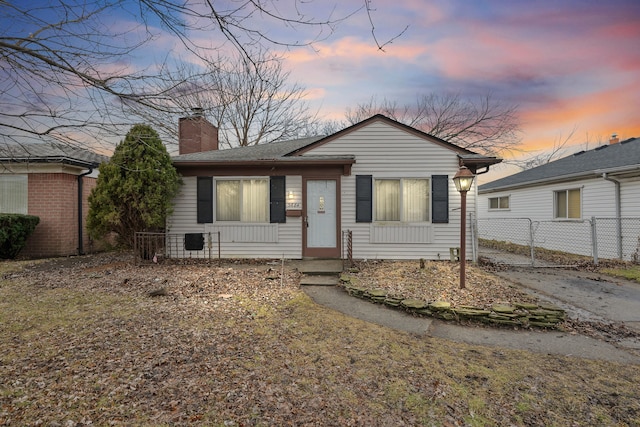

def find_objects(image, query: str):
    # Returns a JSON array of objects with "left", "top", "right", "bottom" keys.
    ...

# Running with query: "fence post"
[
  {"left": 529, "top": 219, "right": 535, "bottom": 267},
  {"left": 591, "top": 216, "right": 599, "bottom": 266}
]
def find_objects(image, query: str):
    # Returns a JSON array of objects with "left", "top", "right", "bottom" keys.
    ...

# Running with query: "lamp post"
[{"left": 453, "top": 166, "right": 475, "bottom": 289}]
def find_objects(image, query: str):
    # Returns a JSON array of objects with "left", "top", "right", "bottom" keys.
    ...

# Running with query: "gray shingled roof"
[
  {"left": 0, "top": 141, "right": 107, "bottom": 167},
  {"left": 479, "top": 137, "right": 640, "bottom": 193},
  {"left": 171, "top": 137, "right": 326, "bottom": 162},
  {"left": 171, "top": 115, "right": 501, "bottom": 169}
]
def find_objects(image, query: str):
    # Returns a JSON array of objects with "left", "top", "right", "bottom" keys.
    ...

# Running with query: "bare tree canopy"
[
  {"left": 140, "top": 51, "right": 319, "bottom": 149},
  {"left": 345, "top": 93, "right": 522, "bottom": 157},
  {"left": 0, "top": 0, "right": 403, "bottom": 150}
]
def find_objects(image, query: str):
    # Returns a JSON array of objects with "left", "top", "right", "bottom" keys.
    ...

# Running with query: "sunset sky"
[
  {"left": 3, "top": 1, "right": 639, "bottom": 184},
  {"left": 262, "top": 0, "right": 640, "bottom": 182}
]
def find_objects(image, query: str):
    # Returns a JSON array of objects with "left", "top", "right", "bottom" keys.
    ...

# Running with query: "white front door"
[{"left": 305, "top": 179, "right": 338, "bottom": 257}]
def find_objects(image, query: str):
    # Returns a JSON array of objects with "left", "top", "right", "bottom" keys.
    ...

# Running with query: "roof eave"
[
  {"left": 479, "top": 171, "right": 600, "bottom": 194},
  {"left": 0, "top": 156, "right": 101, "bottom": 169},
  {"left": 594, "top": 165, "right": 640, "bottom": 177},
  {"left": 173, "top": 158, "right": 356, "bottom": 167},
  {"left": 458, "top": 155, "right": 503, "bottom": 174}
]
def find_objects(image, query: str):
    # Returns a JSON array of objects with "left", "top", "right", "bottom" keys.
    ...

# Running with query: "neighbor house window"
[
  {"left": 216, "top": 179, "right": 268, "bottom": 222},
  {"left": 374, "top": 178, "right": 429, "bottom": 222},
  {"left": 0, "top": 175, "right": 28, "bottom": 214},
  {"left": 488, "top": 196, "right": 510, "bottom": 210},
  {"left": 554, "top": 189, "right": 581, "bottom": 219}
]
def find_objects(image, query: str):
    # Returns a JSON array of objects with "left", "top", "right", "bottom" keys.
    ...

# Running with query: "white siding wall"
[
  {"left": 478, "top": 175, "right": 640, "bottom": 260},
  {"left": 620, "top": 177, "right": 640, "bottom": 217},
  {"left": 308, "top": 121, "right": 472, "bottom": 260},
  {"left": 479, "top": 177, "right": 619, "bottom": 221},
  {"left": 167, "top": 177, "right": 204, "bottom": 234},
  {"left": 167, "top": 176, "right": 303, "bottom": 259}
]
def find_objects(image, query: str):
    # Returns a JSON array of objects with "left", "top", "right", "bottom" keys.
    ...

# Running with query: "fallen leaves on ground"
[
  {"left": 346, "top": 259, "right": 537, "bottom": 308},
  {"left": 1, "top": 252, "right": 639, "bottom": 426}
]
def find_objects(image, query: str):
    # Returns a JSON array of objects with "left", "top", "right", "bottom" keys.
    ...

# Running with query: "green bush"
[{"left": 0, "top": 214, "right": 40, "bottom": 259}]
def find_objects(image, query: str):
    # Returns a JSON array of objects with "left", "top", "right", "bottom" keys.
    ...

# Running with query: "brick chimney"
[
  {"left": 178, "top": 108, "right": 219, "bottom": 154},
  {"left": 609, "top": 133, "right": 620, "bottom": 145}
]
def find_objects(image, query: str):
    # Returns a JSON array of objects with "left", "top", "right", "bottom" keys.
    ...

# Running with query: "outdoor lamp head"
[{"left": 453, "top": 166, "right": 475, "bottom": 192}]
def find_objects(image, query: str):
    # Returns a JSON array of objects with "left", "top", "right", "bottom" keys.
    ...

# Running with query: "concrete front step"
[
  {"left": 300, "top": 274, "right": 340, "bottom": 286},
  {"left": 289, "top": 259, "right": 343, "bottom": 286},
  {"left": 290, "top": 259, "right": 343, "bottom": 276}
]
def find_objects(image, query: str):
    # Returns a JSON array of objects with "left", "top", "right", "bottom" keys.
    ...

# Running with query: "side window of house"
[
  {"left": 0, "top": 175, "right": 28, "bottom": 214},
  {"left": 554, "top": 189, "right": 581, "bottom": 219},
  {"left": 374, "top": 178, "right": 430, "bottom": 222},
  {"left": 488, "top": 196, "right": 510, "bottom": 210},
  {"left": 216, "top": 178, "right": 269, "bottom": 222}
]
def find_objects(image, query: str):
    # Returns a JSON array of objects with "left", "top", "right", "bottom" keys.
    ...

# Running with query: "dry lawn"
[{"left": 1, "top": 252, "right": 639, "bottom": 426}]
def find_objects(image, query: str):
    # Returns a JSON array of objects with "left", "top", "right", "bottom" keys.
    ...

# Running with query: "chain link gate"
[{"left": 472, "top": 216, "right": 535, "bottom": 266}]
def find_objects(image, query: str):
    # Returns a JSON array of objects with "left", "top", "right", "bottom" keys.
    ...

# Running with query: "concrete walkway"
[{"left": 297, "top": 261, "right": 640, "bottom": 365}]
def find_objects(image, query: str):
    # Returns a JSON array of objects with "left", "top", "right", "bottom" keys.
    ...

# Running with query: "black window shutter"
[
  {"left": 356, "top": 175, "right": 372, "bottom": 223},
  {"left": 431, "top": 175, "right": 449, "bottom": 223},
  {"left": 270, "top": 176, "right": 286, "bottom": 223},
  {"left": 197, "top": 177, "right": 213, "bottom": 223}
]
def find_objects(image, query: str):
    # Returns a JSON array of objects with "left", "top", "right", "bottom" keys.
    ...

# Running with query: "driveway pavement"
[
  {"left": 494, "top": 268, "right": 640, "bottom": 331},
  {"left": 302, "top": 266, "right": 640, "bottom": 365}
]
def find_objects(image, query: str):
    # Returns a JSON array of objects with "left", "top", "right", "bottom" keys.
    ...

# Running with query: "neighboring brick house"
[{"left": 0, "top": 142, "right": 107, "bottom": 258}]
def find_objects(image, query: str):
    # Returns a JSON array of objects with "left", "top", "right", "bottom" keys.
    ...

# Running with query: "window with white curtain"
[
  {"left": 374, "top": 178, "right": 429, "bottom": 222},
  {"left": 216, "top": 179, "right": 268, "bottom": 222},
  {"left": 0, "top": 175, "right": 28, "bottom": 214}
]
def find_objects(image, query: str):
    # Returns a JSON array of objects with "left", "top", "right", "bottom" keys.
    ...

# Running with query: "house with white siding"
[
  {"left": 168, "top": 113, "right": 500, "bottom": 260},
  {"left": 477, "top": 135, "right": 640, "bottom": 260}
]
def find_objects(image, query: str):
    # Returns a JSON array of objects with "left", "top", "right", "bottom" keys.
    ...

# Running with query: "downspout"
[
  {"left": 602, "top": 173, "right": 622, "bottom": 259},
  {"left": 77, "top": 167, "right": 94, "bottom": 255}
]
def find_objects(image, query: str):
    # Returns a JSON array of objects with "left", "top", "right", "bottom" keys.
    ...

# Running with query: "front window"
[
  {"left": 554, "top": 189, "right": 581, "bottom": 219},
  {"left": 489, "top": 196, "right": 510, "bottom": 210},
  {"left": 0, "top": 175, "right": 28, "bottom": 214},
  {"left": 374, "top": 178, "right": 429, "bottom": 222},
  {"left": 216, "top": 179, "right": 268, "bottom": 222}
]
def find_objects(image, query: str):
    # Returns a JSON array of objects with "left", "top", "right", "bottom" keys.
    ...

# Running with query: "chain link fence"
[
  {"left": 594, "top": 217, "right": 640, "bottom": 262},
  {"left": 473, "top": 216, "right": 640, "bottom": 267}
]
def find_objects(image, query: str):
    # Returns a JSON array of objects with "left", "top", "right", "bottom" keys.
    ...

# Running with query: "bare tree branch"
[
  {"left": 0, "top": 0, "right": 406, "bottom": 151},
  {"left": 136, "top": 50, "right": 320, "bottom": 149},
  {"left": 512, "top": 126, "right": 578, "bottom": 170},
  {"left": 346, "top": 93, "right": 522, "bottom": 157},
  {"left": 364, "top": 0, "right": 409, "bottom": 52}
]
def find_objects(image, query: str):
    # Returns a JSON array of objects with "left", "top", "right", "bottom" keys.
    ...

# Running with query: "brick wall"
[
  {"left": 178, "top": 115, "right": 219, "bottom": 154},
  {"left": 21, "top": 173, "right": 97, "bottom": 258}
]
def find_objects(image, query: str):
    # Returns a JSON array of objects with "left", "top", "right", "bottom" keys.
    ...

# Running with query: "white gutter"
[{"left": 602, "top": 172, "right": 622, "bottom": 259}]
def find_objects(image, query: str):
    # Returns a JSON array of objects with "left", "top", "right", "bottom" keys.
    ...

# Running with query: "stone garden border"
[{"left": 339, "top": 276, "right": 566, "bottom": 329}]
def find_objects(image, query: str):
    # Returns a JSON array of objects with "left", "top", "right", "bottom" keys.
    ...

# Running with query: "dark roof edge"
[
  {"left": 458, "top": 155, "right": 502, "bottom": 173},
  {"left": 173, "top": 158, "right": 356, "bottom": 167},
  {"left": 479, "top": 170, "right": 601, "bottom": 194},
  {"left": 0, "top": 156, "right": 101, "bottom": 169}
]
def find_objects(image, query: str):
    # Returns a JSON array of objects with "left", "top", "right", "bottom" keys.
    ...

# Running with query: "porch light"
[
  {"left": 453, "top": 166, "right": 475, "bottom": 289},
  {"left": 453, "top": 166, "right": 474, "bottom": 192}
]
